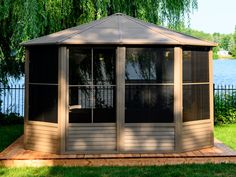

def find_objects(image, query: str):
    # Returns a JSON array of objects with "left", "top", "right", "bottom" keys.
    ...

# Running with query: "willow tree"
[{"left": 0, "top": 0, "right": 198, "bottom": 84}]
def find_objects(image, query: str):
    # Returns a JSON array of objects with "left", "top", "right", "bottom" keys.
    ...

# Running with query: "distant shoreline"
[{"left": 214, "top": 57, "right": 236, "bottom": 60}]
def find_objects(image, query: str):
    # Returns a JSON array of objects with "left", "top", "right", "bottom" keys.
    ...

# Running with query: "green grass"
[
  {"left": 0, "top": 124, "right": 24, "bottom": 152},
  {"left": 0, "top": 164, "right": 236, "bottom": 177},
  {"left": 214, "top": 123, "right": 236, "bottom": 150}
]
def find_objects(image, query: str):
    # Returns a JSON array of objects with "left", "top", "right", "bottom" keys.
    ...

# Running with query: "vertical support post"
[
  {"left": 24, "top": 49, "right": 29, "bottom": 148},
  {"left": 209, "top": 49, "right": 214, "bottom": 146},
  {"left": 58, "top": 47, "right": 68, "bottom": 154},
  {"left": 116, "top": 47, "right": 125, "bottom": 152},
  {"left": 174, "top": 47, "right": 183, "bottom": 152}
]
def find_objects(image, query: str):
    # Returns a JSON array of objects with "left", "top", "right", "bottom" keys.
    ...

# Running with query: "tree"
[
  {"left": 0, "top": 0, "right": 198, "bottom": 84},
  {"left": 232, "top": 25, "right": 236, "bottom": 57},
  {"left": 220, "top": 35, "right": 232, "bottom": 51}
]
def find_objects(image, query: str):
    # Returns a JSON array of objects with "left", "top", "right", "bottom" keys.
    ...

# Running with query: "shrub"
[
  {"left": 0, "top": 113, "right": 24, "bottom": 125},
  {"left": 214, "top": 92, "right": 236, "bottom": 125}
]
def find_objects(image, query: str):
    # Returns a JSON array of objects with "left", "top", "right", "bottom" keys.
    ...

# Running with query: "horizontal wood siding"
[
  {"left": 124, "top": 124, "right": 175, "bottom": 152},
  {"left": 25, "top": 122, "right": 58, "bottom": 153},
  {"left": 182, "top": 119, "right": 212, "bottom": 151},
  {"left": 67, "top": 123, "right": 116, "bottom": 152}
]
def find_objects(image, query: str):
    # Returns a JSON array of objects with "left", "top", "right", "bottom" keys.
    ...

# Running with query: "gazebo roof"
[{"left": 22, "top": 13, "right": 216, "bottom": 46}]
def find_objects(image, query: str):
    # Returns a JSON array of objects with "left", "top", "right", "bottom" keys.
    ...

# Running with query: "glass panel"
[
  {"left": 125, "top": 48, "right": 174, "bottom": 83},
  {"left": 69, "top": 86, "right": 92, "bottom": 123},
  {"left": 69, "top": 48, "right": 92, "bottom": 85},
  {"left": 93, "top": 86, "right": 116, "bottom": 122},
  {"left": 29, "top": 46, "right": 58, "bottom": 84},
  {"left": 125, "top": 85, "right": 174, "bottom": 123},
  {"left": 29, "top": 85, "right": 58, "bottom": 123},
  {"left": 183, "top": 84, "right": 210, "bottom": 122},
  {"left": 183, "top": 50, "right": 209, "bottom": 83},
  {"left": 93, "top": 49, "right": 116, "bottom": 85}
]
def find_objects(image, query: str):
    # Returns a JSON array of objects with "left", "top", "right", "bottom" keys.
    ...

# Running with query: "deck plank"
[{"left": 0, "top": 136, "right": 236, "bottom": 167}]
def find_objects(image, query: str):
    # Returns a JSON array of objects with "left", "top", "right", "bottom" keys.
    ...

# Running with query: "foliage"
[
  {"left": 180, "top": 28, "right": 213, "bottom": 41},
  {"left": 0, "top": 0, "right": 198, "bottom": 84},
  {"left": 179, "top": 28, "right": 236, "bottom": 59},
  {"left": 0, "top": 124, "right": 23, "bottom": 152},
  {"left": 214, "top": 124, "right": 236, "bottom": 150},
  {"left": 213, "top": 47, "right": 219, "bottom": 59},
  {"left": 179, "top": 28, "right": 219, "bottom": 58},
  {"left": 214, "top": 92, "right": 236, "bottom": 125},
  {"left": 0, "top": 112, "right": 23, "bottom": 125},
  {"left": 1, "top": 164, "right": 236, "bottom": 177},
  {"left": 219, "top": 35, "right": 233, "bottom": 51},
  {"left": 232, "top": 26, "right": 236, "bottom": 57},
  {"left": 231, "top": 46, "right": 236, "bottom": 57}
]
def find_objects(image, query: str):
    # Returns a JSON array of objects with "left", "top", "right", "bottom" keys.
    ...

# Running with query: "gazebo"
[{"left": 22, "top": 13, "right": 216, "bottom": 154}]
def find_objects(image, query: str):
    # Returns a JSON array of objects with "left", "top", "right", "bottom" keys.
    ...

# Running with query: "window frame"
[
  {"left": 125, "top": 46, "right": 175, "bottom": 123},
  {"left": 68, "top": 47, "right": 117, "bottom": 123}
]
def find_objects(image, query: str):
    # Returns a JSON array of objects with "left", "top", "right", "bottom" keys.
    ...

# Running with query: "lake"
[
  {"left": 7, "top": 58, "right": 236, "bottom": 86},
  {"left": 214, "top": 59, "right": 236, "bottom": 85}
]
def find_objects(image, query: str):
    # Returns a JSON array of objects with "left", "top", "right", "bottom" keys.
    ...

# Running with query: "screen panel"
[
  {"left": 183, "top": 84, "right": 210, "bottom": 122},
  {"left": 183, "top": 50, "right": 209, "bottom": 83},
  {"left": 125, "top": 85, "right": 174, "bottom": 123},
  {"left": 69, "top": 86, "right": 92, "bottom": 123},
  {"left": 69, "top": 48, "right": 92, "bottom": 85},
  {"left": 29, "top": 46, "right": 58, "bottom": 84},
  {"left": 93, "top": 86, "right": 116, "bottom": 122},
  {"left": 125, "top": 48, "right": 174, "bottom": 83},
  {"left": 29, "top": 85, "right": 58, "bottom": 123},
  {"left": 93, "top": 49, "right": 116, "bottom": 85}
]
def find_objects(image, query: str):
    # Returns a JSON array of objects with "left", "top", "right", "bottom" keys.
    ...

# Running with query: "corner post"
[
  {"left": 209, "top": 49, "right": 214, "bottom": 146},
  {"left": 24, "top": 49, "right": 29, "bottom": 148},
  {"left": 174, "top": 47, "right": 183, "bottom": 152},
  {"left": 116, "top": 47, "right": 125, "bottom": 152},
  {"left": 58, "top": 47, "right": 68, "bottom": 154}
]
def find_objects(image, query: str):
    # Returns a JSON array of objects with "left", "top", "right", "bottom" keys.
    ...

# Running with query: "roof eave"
[{"left": 21, "top": 41, "right": 217, "bottom": 47}]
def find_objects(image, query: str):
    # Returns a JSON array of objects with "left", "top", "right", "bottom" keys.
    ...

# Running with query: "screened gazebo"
[{"left": 22, "top": 13, "right": 216, "bottom": 154}]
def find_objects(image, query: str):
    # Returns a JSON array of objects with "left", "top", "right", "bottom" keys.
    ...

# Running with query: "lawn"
[
  {"left": 0, "top": 164, "right": 236, "bottom": 177},
  {"left": 214, "top": 123, "right": 236, "bottom": 150},
  {"left": 0, "top": 124, "right": 24, "bottom": 152}
]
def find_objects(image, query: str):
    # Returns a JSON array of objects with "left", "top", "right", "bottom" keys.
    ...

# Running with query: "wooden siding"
[
  {"left": 25, "top": 122, "right": 58, "bottom": 153},
  {"left": 182, "top": 119, "right": 212, "bottom": 151},
  {"left": 67, "top": 123, "right": 116, "bottom": 152},
  {"left": 124, "top": 124, "right": 175, "bottom": 152}
]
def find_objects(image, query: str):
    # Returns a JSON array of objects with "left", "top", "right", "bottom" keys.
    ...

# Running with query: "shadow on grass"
[{"left": 0, "top": 124, "right": 24, "bottom": 152}]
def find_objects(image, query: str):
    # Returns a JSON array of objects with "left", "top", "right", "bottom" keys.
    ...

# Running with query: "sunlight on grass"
[{"left": 214, "top": 124, "right": 236, "bottom": 150}]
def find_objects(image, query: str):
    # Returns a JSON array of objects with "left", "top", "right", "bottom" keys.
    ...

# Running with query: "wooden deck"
[{"left": 0, "top": 136, "right": 236, "bottom": 167}]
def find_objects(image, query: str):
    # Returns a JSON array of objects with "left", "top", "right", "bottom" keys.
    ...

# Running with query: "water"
[
  {"left": 4, "top": 58, "right": 236, "bottom": 86},
  {"left": 213, "top": 59, "right": 236, "bottom": 85}
]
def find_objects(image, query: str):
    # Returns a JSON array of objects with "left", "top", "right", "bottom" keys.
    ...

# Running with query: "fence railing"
[
  {"left": 214, "top": 84, "right": 236, "bottom": 112},
  {"left": 1, "top": 84, "right": 236, "bottom": 117},
  {"left": 0, "top": 84, "right": 24, "bottom": 116}
]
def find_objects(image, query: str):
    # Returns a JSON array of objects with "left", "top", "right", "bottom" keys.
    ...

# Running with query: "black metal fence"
[
  {"left": 0, "top": 84, "right": 24, "bottom": 116},
  {"left": 214, "top": 84, "right": 236, "bottom": 114},
  {"left": 1, "top": 84, "right": 236, "bottom": 117}
]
